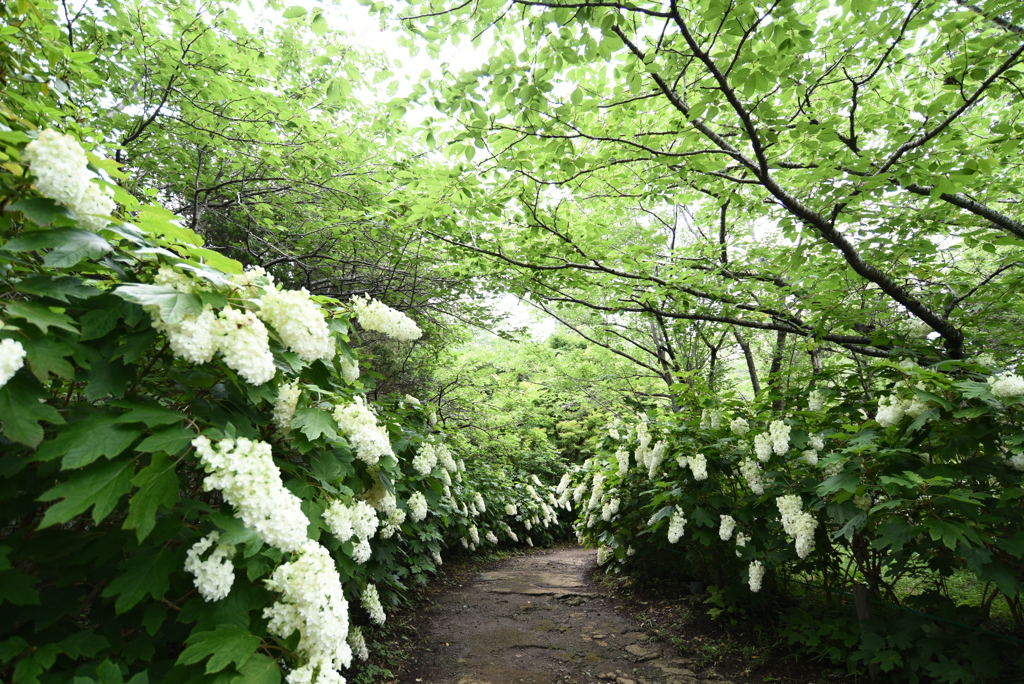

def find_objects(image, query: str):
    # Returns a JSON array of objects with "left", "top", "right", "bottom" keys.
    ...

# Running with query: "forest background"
[{"left": 1, "top": 0, "right": 1024, "bottom": 683}]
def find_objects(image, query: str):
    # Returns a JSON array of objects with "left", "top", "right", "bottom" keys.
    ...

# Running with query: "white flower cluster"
[
  {"left": 350, "top": 295, "right": 422, "bottom": 341},
  {"left": 700, "top": 407, "right": 723, "bottom": 429},
  {"left": 407, "top": 491, "right": 429, "bottom": 522},
  {"left": 685, "top": 453, "right": 708, "bottom": 481},
  {"left": 646, "top": 441, "right": 667, "bottom": 480},
  {"left": 876, "top": 394, "right": 905, "bottom": 427},
  {"left": 504, "top": 503, "right": 517, "bottom": 516},
  {"left": 572, "top": 480, "right": 588, "bottom": 505},
  {"left": 808, "top": 390, "right": 826, "bottom": 412},
  {"left": 23, "top": 129, "right": 115, "bottom": 231},
  {"left": 596, "top": 546, "right": 612, "bottom": 566},
  {"left": 730, "top": 417, "right": 750, "bottom": 436},
  {"left": 990, "top": 372, "right": 1024, "bottom": 398},
  {"left": 748, "top": 560, "right": 765, "bottom": 592},
  {"left": 601, "top": 497, "right": 620, "bottom": 522},
  {"left": 667, "top": 508, "right": 687, "bottom": 544},
  {"left": 473, "top": 492, "right": 486, "bottom": 514},
  {"left": 719, "top": 514, "right": 736, "bottom": 541},
  {"left": 183, "top": 532, "right": 236, "bottom": 602},
  {"left": 412, "top": 443, "right": 438, "bottom": 475},
  {"left": 333, "top": 396, "right": 392, "bottom": 465},
  {"left": 437, "top": 444, "right": 458, "bottom": 472},
  {"left": 0, "top": 338, "right": 26, "bottom": 389},
  {"left": 264, "top": 541, "right": 352, "bottom": 684},
  {"left": 361, "top": 583, "right": 386, "bottom": 625},
  {"left": 739, "top": 458, "right": 764, "bottom": 495},
  {"left": 634, "top": 420, "right": 653, "bottom": 467},
  {"left": 735, "top": 531, "right": 749, "bottom": 557},
  {"left": 273, "top": 381, "right": 301, "bottom": 433},
  {"left": 192, "top": 436, "right": 309, "bottom": 553},
  {"left": 468, "top": 524, "right": 480, "bottom": 545},
  {"left": 769, "top": 420, "right": 790, "bottom": 456},
  {"left": 348, "top": 626, "right": 369, "bottom": 662},
  {"left": 615, "top": 446, "right": 630, "bottom": 477},
  {"left": 259, "top": 286, "right": 334, "bottom": 363},
  {"left": 587, "top": 473, "right": 606, "bottom": 511},
  {"left": 324, "top": 498, "right": 379, "bottom": 561},
  {"left": 341, "top": 358, "right": 360, "bottom": 383},
  {"left": 213, "top": 306, "right": 278, "bottom": 385},
  {"left": 776, "top": 494, "right": 817, "bottom": 559},
  {"left": 485, "top": 530, "right": 499, "bottom": 544},
  {"left": 753, "top": 433, "right": 773, "bottom": 462},
  {"left": 378, "top": 508, "right": 406, "bottom": 539}
]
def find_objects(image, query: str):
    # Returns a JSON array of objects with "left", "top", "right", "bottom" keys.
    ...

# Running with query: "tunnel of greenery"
[{"left": 1, "top": 0, "right": 1023, "bottom": 682}]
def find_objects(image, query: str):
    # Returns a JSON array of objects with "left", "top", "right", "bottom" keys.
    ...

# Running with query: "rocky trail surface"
[{"left": 399, "top": 547, "right": 733, "bottom": 684}]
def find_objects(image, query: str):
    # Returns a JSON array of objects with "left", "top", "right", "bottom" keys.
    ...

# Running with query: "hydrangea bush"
[
  {"left": 564, "top": 363, "right": 1024, "bottom": 679},
  {"left": 0, "top": 119, "right": 566, "bottom": 683}
]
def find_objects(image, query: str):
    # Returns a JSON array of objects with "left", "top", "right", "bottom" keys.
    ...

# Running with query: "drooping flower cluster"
[
  {"left": 646, "top": 441, "right": 667, "bottom": 480},
  {"left": 23, "top": 129, "right": 115, "bottom": 231},
  {"left": 259, "top": 286, "right": 334, "bottom": 363},
  {"left": 412, "top": 443, "right": 438, "bottom": 475},
  {"left": 739, "top": 458, "right": 764, "bottom": 495},
  {"left": 350, "top": 295, "right": 422, "bottom": 341},
  {"left": 347, "top": 626, "right": 369, "bottom": 662},
  {"left": 183, "top": 532, "right": 236, "bottom": 602},
  {"left": 769, "top": 420, "right": 790, "bottom": 456},
  {"left": 808, "top": 390, "right": 826, "bottom": 412},
  {"left": 340, "top": 357, "right": 360, "bottom": 383},
  {"left": 876, "top": 394, "right": 906, "bottom": 428},
  {"left": 686, "top": 453, "right": 708, "bottom": 480},
  {"left": 0, "top": 338, "right": 26, "bottom": 389},
  {"left": 990, "top": 372, "right": 1024, "bottom": 398},
  {"left": 213, "top": 306, "right": 278, "bottom": 385},
  {"left": 485, "top": 530, "right": 499, "bottom": 544},
  {"left": 407, "top": 491, "right": 428, "bottom": 522},
  {"left": 504, "top": 503, "right": 517, "bottom": 516},
  {"left": 776, "top": 494, "right": 817, "bottom": 558},
  {"left": 437, "top": 444, "right": 458, "bottom": 472},
  {"left": 333, "top": 396, "right": 393, "bottom": 464},
  {"left": 192, "top": 436, "right": 309, "bottom": 552},
  {"left": 719, "top": 514, "right": 736, "bottom": 541},
  {"left": 324, "top": 498, "right": 380, "bottom": 561},
  {"left": 748, "top": 560, "right": 765, "bottom": 592},
  {"left": 667, "top": 508, "right": 687, "bottom": 544},
  {"left": 735, "top": 531, "right": 749, "bottom": 557},
  {"left": 615, "top": 446, "right": 630, "bottom": 477},
  {"left": 264, "top": 541, "right": 352, "bottom": 684},
  {"left": 361, "top": 583, "right": 386, "bottom": 625},
  {"left": 753, "top": 432, "right": 773, "bottom": 462},
  {"left": 273, "top": 381, "right": 301, "bottom": 432},
  {"left": 700, "top": 407, "right": 723, "bottom": 429},
  {"left": 730, "top": 417, "right": 750, "bottom": 436}
]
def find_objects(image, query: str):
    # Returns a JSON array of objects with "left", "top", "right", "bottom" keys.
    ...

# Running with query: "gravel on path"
[{"left": 399, "top": 546, "right": 734, "bottom": 684}]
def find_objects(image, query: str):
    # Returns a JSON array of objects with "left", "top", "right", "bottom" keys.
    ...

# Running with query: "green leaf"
[
  {"left": 136, "top": 425, "right": 195, "bottom": 454},
  {"left": 21, "top": 337, "right": 75, "bottom": 382},
  {"left": 291, "top": 407, "right": 338, "bottom": 441},
  {"left": 44, "top": 229, "right": 114, "bottom": 268},
  {"left": 59, "top": 632, "right": 109, "bottom": 659},
  {"left": 232, "top": 653, "right": 280, "bottom": 684},
  {"left": 82, "top": 355, "right": 133, "bottom": 401},
  {"left": 0, "top": 568, "right": 40, "bottom": 605},
  {"left": 124, "top": 453, "right": 180, "bottom": 542},
  {"left": 15, "top": 275, "right": 101, "bottom": 302},
  {"left": 4, "top": 300, "right": 79, "bottom": 334},
  {"left": 176, "top": 624, "right": 260, "bottom": 674},
  {"left": 817, "top": 472, "right": 860, "bottom": 496},
  {"left": 282, "top": 5, "right": 308, "bottom": 18},
  {"left": 112, "top": 402, "right": 186, "bottom": 427},
  {"left": 4, "top": 198, "right": 74, "bottom": 226},
  {"left": 101, "top": 546, "right": 177, "bottom": 614},
  {"left": 80, "top": 298, "right": 129, "bottom": 340},
  {"left": 34, "top": 412, "right": 140, "bottom": 465},
  {"left": 0, "top": 374, "right": 63, "bottom": 447},
  {"left": 38, "top": 459, "right": 134, "bottom": 527},
  {"left": 12, "top": 643, "right": 60, "bottom": 684},
  {"left": 113, "top": 284, "right": 203, "bottom": 325}
]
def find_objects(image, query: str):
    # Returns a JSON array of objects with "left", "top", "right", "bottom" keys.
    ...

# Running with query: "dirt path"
[{"left": 399, "top": 547, "right": 733, "bottom": 684}]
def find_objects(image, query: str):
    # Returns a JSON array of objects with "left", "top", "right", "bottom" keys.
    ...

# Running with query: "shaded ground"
[{"left": 399, "top": 547, "right": 733, "bottom": 684}]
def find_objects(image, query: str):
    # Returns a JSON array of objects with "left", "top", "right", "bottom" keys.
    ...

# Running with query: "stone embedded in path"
[{"left": 624, "top": 643, "right": 660, "bottom": 661}]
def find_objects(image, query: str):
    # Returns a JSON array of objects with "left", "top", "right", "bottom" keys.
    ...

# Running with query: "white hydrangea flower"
[
  {"left": 587, "top": 473, "right": 606, "bottom": 511},
  {"left": 192, "top": 436, "right": 308, "bottom": 552},
  {"left": 876, "top": 394, "right": 907, "bottom": 427},
  {"left": 23, "top": 129, "right": 92, "bottom": 208},
  {"left": 473, "top": 492, "right": 486, "bottom": 513},
  {"left": 324, "top": 500, "right": 354, "bottom": 542},
  {"left": 340, "top": 358, "right": 360, "bottom": 383},
  {"left": 437, "top": 444, "right": 458, "bottom": 472},
  {"left": 990, "top": 373, "right": 1024, "bottom": 398},
  {"left": 273, "top": 381, "right": 301, "bottom": 433},
  {"left": 735, "top": 531, "right": 749, "bottom": 557},
  {"left": 730, "top": 417, "right": 750, "bottom": 436},
  {"left": 147, "top": 305, "right": 218, "bottom": 365},
  {"left": 753, "top": 433, "right": 773, "bottom": 462},
  {"left": 0, "top": 338, "right": 26, "bottom": 389},
  {"left": 572, "top": 481, "right": 588, "bottom": 504},
  {"left": 350, "top": 295, "right": 422, "bottom": 341},
  {"left": 352, "top": 539, "right": 372, "bottom": 564},
  {"left": 468, "top": 524, "right": 480, "bottom": 545},
  {"left": 432, "top": 550, "right": 443, "bottom": 566},
  {"left": 647, "top": 441, "right": 667, "bottom": 480},
  {"left": 73, "top": 181, "right": 116, "bottom": 231},
  {"left": 485, "top": 530, "right": 499, "bottom": 544},
  {"left": 408, "top": 491, "right": 428, "bottom": 522},
  {"left": 667, "top": 508, "right": 687, "bottom": 544},
  {"left": 808, "top": 390, "right": 826, "bottom": 412},
  {"left": 776, "top": 494, "right": 817, "bottom": 559},
  {"left": 801, "top": 450, "right": 819, "bottom": 466},
  {"left": 689, "top": 453, "right": 708, "bottom": 481},
  {"left": 184, "top": 532, "right": 236, "bottom": 602},
  {"left": 264, "top": 541, "right": 352, "bottom": 682},
  {"left": 505, "top": 503, "right": 517, "bottom": 516},
  {"left": 748, "top": 560, "right": 765, "bottom": 592},
  {"left": 412, "top": 443, "right": 438, "bottom": 475},
  {"left": 769, "top": 420, "right": 790, "bottom": 456},
  {"left": 361, "top": 584, "right": 386, "bottom": 625},
  {"left": 615, "top": 446, "right": 630, "bottom": 477},
  {"left": 808, "top": 433, "right": 825, "bottom": 452},
  {"left": 719, "top": 514, "right": 736, "bottom": 541},
  {"left": 259, "top": 286, "right": 334, "bottom": 363},
  {"left": 351, "top": 500, "right": 381, "bottom": 540},
  {"left": 739, "top": 458, "right": 764, "bottom": 495},
  {"left": 333, "top": 396, "right": 392, "bottom": 465},
  {"left": 347, "top": 626, "right": 369, "bottom": 662},
  {"left": 214, "top": 306, "right": 276, "bottom": 385},
  {"left": 700, "top": 408, "right": 723, "bottom": 429}
]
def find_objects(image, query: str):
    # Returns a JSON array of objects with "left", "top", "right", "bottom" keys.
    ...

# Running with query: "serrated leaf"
[
  {"left": 80, "top": 298, "right": 128, "bottom": 340},
  {"left": 82, "top": 355, "right": 132, "bottom": 401},
  {"left": 232, "top": 653, "right": 281, "bottom": 684},
  {"left": 38, "top": 459, "right": 133, "bottom": 527},
  {"left": 57, "top": 420, "right": 142, "bottom": 469},
  {"left": 282, "top": 5, "right": 307, "bottom": 18},
  {"left": 136, "top": 425, "right": 195, "bottom": 454},
  {"left": 124, "top": 453, "right": 180, "bottom": 542},
  {"left": 101, "top": 546, "right": 177, "bottom": 614},
  {"left": 176, "top": 624, "right": 259, "bottom": 674},
  {"left": 0, "top": 374, "right": 64, "bottom": 447},
  {"left": 21, "top": 337, "right": 75, "bottom": 381},
  {"left": 15, "top": 275, "right": 101, "bottom": 302},
  {"left": 59, "top": 632, "right": 109, "bottom": 659},
  {"left": 113, "top": 284, "right": 203, "bottom": 325},
  {"left": 43, "top": 229, "right": 114, "bottom": 268},
  {"left": 111, "top": 402, "right": 186, "bottom": 427},
  {"left": 4, "top": 300, "right": 79, "bottom": 334},
  {"left": 4, "top": 198, "right": 74, "bottom": 226},
  {"left": 0, "top": 569, "right": 40, "bottom": 605},
  {"left": 291, "top": 407, "right": 337, "bottom": 441}
]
